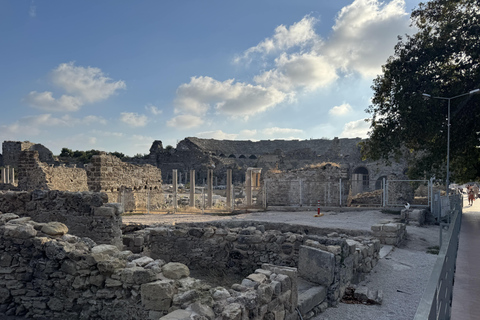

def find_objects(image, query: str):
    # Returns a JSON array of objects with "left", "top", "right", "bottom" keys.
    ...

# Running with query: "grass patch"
[{"left": 427, "top": 245, "right": 440, "bottom": 255}]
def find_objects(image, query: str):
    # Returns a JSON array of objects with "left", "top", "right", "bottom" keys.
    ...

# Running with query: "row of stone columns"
[
  {"left": 1, "top": 166, "right": 15, "bottom": 184},
  {"left": 171, "top": 169, "right": 234, "bottom": 210}
]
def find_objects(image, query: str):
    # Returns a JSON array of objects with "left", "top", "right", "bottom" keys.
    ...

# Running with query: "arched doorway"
[{"left": 352, "top": 167, "right": 370, "bottom": 194}]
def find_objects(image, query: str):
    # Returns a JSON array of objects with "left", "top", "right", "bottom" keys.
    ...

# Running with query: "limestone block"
[
  {"left": 0, "top": 213, "right": 20, "bottom": 225},
  {"left": 383, "top": 223, "right": 400, "bottom": 232},
  {"left": 189, "top": 302, "right": 215, "bottom": 320},
  {"left": 160, "top": 309, "right": 193, "bottom": 320},
  {"left": 162, "top": 262, "right": 190, "bottom": 279},
  {"left": 132, "top": 256, "right": 154, "bottom": 267},
  {"left": 221, "top": 302, "right": 243, "bottom": 320},
  {"left": 141, "top": 280, "right": 175, "bottom": 311},
  {"left": 297, "top": 286, "right": 327, "bottom": 316},
  {"left": 41, "top": 222, "right": 68, "bottom": 236},
  {"left": 247, "top": 273, "right": 267, "bottom": 284},
  {"left": 93, "top": 206, "right": 115, "bottom": 217},
  {"left": 91, "top": 244, "right": 120, "bottom": 262},
  {"left": 212, "top": 288, "right": 231, "bottom": 300},
  {"left": 410, "top": 209, "right": 426, "bottom": 225},
  {"left": 298, "top": 246, "right": 334, "bottom": 286},
  {"left": 3, "top": 224, "right": 37, "bottom": 239}
]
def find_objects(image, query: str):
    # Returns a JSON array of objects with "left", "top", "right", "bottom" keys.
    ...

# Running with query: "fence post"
[
  {"left": 339, "top": 178, "right": 342, "bottom": 207},
  {"left": 299, "top": 180, "right": 302, "bottom": 207},
  {"left": 172, "top": 169, "right": 178, "bottom": 213}
]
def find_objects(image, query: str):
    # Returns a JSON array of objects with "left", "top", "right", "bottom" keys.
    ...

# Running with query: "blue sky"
[{"left": 0, "top": 0, "right": 421, "bottom": 156}]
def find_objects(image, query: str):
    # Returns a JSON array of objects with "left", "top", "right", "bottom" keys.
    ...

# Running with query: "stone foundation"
[
  {"left": 0, "top": 214, "right": 299, "bottom": 320},
  {"left": 371, "top": 221, "right": 407, "bottom": 246},
  {"left": 123, "top": 221, "right": 381, "bottom": 312},
  {"left": 0, "top": 190, "right": 122, "bottom": 247}
]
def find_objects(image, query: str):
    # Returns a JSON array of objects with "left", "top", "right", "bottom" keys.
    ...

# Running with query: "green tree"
[
  {"left": 363, "top": 0, "right": 480, "bottom": 183},
  {"left": 59, "top": 148, "right": 73, "bottom": 157}
]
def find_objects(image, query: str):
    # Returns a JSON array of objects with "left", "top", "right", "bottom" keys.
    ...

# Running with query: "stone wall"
[
  {"left": 17, "top": 151, "right": 88, "bottom": 192},
  {"left": 0, "top": 190, "right": 122, "bottom": 247},
  {"left": 123, "top": 221, "right": 380, "bottom": 309},
  {"left": 2, "top": 141, "right": 54, "bottom": 168},
  {"left": 0, "top": 214, "right": 298, "bottom": 320},
  {"left": 262, "top": 164, "right": 349, "bottom": 206}
]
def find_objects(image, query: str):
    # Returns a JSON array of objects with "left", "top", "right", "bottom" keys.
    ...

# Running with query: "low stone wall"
[
  {"left": 123, "top": 221, "right": 380, "bottom": 311},
  {"left": 0, "top": 190, "right": 122, "bottom": 247},
  {"left": 0, "top": 214, "right": 298, "bottom": 320},
  {"left": 18, "top": 151, "right": 88, "bottom": 192},
  {"left": 371, "top": 221, "right": 407, "bottom": 245}
]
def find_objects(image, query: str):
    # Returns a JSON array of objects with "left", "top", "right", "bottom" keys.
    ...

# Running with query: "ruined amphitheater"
[{"left": 0, "top": 139, "right": 435, "bottom": 319}]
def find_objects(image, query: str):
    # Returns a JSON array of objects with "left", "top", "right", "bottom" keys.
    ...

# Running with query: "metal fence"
[
  {"left": 111, "top": 178, "right": 447, "bottom": 213},
  {"left": 263, "top": 178, "right": 438, "bottom": 208},
  {"left": 414, "top": 194, "right": 462, "bottom": 320}
]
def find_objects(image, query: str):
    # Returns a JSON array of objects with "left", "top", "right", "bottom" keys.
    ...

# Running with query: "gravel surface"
[{"left": 124, "top": 208, "right": 441, "bottom": 320}]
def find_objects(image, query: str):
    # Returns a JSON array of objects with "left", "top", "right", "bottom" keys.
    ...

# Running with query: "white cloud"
[
  {"left": 339, "top": 119, "right": 370, "bottom": 138},
  {"left": 90, "top": 130, "right": 124, "bottom": 138},
  {"left": 167, "top": 114, "right": 204, "bottom": 129},
  {"left": 196, "top": 130, "right": 238, "bottom": 140},
  {"left": 52, "top": 62, "right": 126, "bottom": 103},
  {"left": 324, "top": 0, "right": 412, "bottom": 77},
  {"left": 239, "top": 129, "right": 258, "bottom": 138},
  {"left": 329, "top": 103, "right": 353, "bottom": 116},
  {"left": 255, "top": 53, "right": 338, "bottom": 91},
  {"left": 120, "top": 112, "right": 148, "bottom": 127},
  {"left": 24, "top": 62, "right": 125, "bottom": 112},
  {"left": 24, "top": 91, "right": 82, "bottom": 112},
  {"left": 262, "top": 127, "right": 304, "bottom": 136},
  {"left": 145, "top": 104, "right": 162, "bottom": 115},
  {"left": 174, "top": 76, "right": 287, "bottom": 118},
  {"left": 237, "top": 16, "right": 321, "bottom": 61}
]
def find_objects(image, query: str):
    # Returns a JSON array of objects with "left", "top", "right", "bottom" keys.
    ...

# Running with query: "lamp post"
[{"left": 422, "top": 88, "right": 480, "bottom": 193}]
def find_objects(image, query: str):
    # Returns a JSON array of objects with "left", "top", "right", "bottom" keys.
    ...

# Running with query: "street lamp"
[{"left": 422, "top": 88, "right": 480, "bottom": 192}]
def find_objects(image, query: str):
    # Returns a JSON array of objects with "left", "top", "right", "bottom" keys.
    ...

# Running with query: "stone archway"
[{"left": 352, "top": 166, "right": 369, "bottom": 194}]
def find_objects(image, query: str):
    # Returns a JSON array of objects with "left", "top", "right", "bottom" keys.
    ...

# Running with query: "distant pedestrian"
[{"left": 468, "top": 186, "right": 475, "bottom": 205}]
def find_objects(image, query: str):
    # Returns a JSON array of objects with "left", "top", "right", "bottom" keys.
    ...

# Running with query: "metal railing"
[{"left": 414, "top": 194, "right": 462, "bottom": 320}]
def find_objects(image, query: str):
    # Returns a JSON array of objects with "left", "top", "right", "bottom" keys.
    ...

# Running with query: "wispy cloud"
[
  {"left": 24, "top": 62, "right": 126, "bottom": 112},
  {"left": 145, "top": 104, "right": 162, "bottom": 115},
  {"left": 329, "top": 103, "right": 353, "bottom": 116},
  {"left": 120, "top": 112, "right": 148, "bottom": 127},
  {"left": 196, "top": 130, "right": 238, "bottom": 140},
  {"left": 339, "top": 119, "right": 370, "bottom": 138},
  {"left": 29, "top": 1, "right": 36, "bottom": 17},
  {"left": 166, "top": 114, "right": 204, "bottom": 129}
]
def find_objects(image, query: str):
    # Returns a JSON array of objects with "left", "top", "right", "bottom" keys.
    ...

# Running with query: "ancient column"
[
  {"left": 226, "top": 169, "right": 232, "bottom": 211},
  {"left": 6, "top": 166, "right": 10, "bottom": 184},
  {"left": 246, "top": 168, "right": 252, "bottom": 206},
  {"left": 207, "top": 169, "right": 213, "bottom": 208},
  {"left": 10, "top": 167, "right": 14, "bottom": 185},
  {"left": 189, "top": 170, "right": 195, "bottom": 207},
  {"left": 172, "top": 169, "right": 178, "bottom": 210},
  {"left": 1, "top": 167, "right": 5, "bottom": 184}
]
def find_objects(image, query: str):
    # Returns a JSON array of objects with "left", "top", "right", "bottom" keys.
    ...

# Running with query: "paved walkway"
[{"left": 451, "top": 197, "right": 480, "bottom": 319}]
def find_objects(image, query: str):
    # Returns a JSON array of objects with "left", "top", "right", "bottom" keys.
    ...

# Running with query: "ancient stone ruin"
[{"left": 1, "top": 195, "right": 381, "bottom": 319}]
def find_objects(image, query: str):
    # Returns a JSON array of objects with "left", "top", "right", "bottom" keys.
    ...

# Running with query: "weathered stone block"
[
  {"left": 141, "top": 280, "right": 175, "bottom": 311},
  {"left": 298, "top": 246, "right": 334, "bottom": 286}
]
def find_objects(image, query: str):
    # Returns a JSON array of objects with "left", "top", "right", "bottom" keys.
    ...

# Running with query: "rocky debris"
[{"left": 342, "top": 286, "right": 383, "bottom": 305}]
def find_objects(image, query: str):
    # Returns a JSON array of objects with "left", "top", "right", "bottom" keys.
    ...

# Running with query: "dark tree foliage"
[{"left": 363, "top": 0, "right": 480, "bottom": 183}]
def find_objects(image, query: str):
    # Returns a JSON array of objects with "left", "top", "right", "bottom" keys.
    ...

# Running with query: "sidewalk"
[{"left": 451, "top": 197, "right": 480, "bottom": 319}]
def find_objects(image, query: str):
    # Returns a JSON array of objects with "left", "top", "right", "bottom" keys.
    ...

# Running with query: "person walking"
[{"left": 468, "top": 185, "right": 475, "bottom": 205}]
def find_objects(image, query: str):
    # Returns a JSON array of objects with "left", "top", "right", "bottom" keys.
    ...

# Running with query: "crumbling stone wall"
[
  {"left": 86, "top": 154, "right": 163, "bottom": 212},
  {"left": 1, "top": 214, "right": 298, "bottom": 320},
  {"left": 0, "top": 190, "right": 122, "bottom": 247},
  {"left": 262, "top": 164, "right": 349, "bottom": 206},
  {"left": 17, "top": 151, "right": 88, "bottom": 192},
  {"left": 123, "top": 221, "right": 380, "bottom": 308},
  {"left": 2, "top": 140, "right": 54, "bottom": 168}
]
